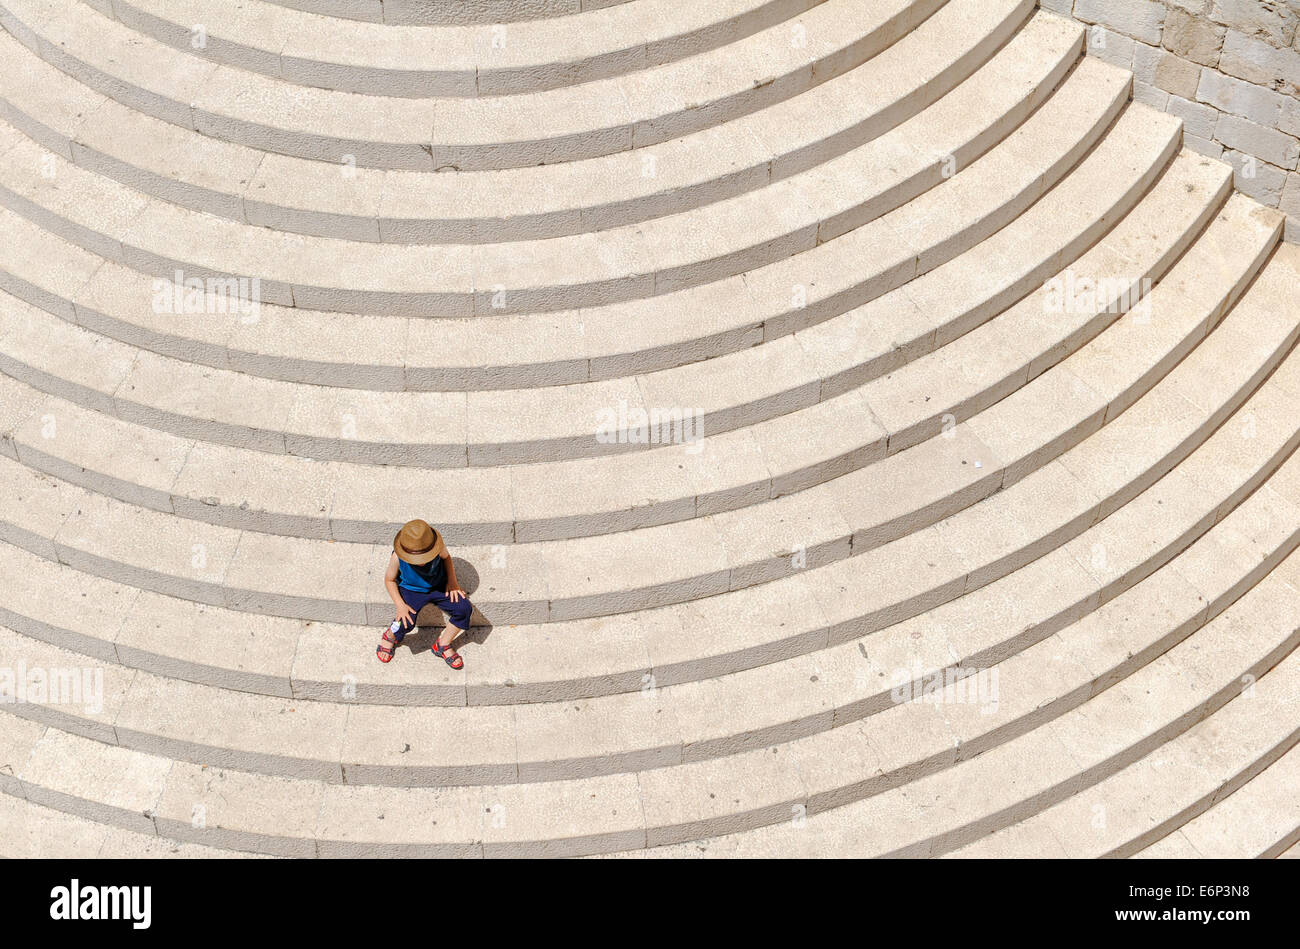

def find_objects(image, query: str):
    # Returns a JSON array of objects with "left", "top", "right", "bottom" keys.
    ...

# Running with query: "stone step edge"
[
  {"left": 1, "top": 324, "right": 1294, "bottom": 713},
  {"left": 0, "top": 3, "right": 1039, "bottom": 248},
  {"left": 0, "top": 2, "right": 1076, "bottom": 322},
  {"left": 624, "top": 565, "right": 1300, "bottom": 859},
  {"left": 0, "top": 13, "right": 1087, "bottom": 394},
  {"left": 0, "top": 170, "right": 1270, "bottom": 634},
  {"left": 2, "top": 413, "right": 1298, "bottom": 787},
  {"left": 0, "top": 143, "right": 1220, "bottom": 550},
  {"left": 263, "top": 0, "right": 646, "bottom": 29},
  {"left": 5, "top": 548, "right": 1298, "bottom": 857},
  {"left": 0, "top": 56, "right": 1128, "bottom": 465},
  {"left": 0, "top": 229, "right": 1289, "bottom": 718},
  {"left": 0, "top": 308, "right": 1291, "bottom": 789},
  {"left": 0, "top": 84, "right": 1158, "bottom": 476},
  {"left": 1119, "top": 740, "right": 1300, "bottom": 859},
  {"left": 0, "top": 0, "right": 954, "bottom": 172},
  {"left": 104, "top": 0, "right": 831, "bottom": 97},
  {"left": 16, "top": 4, "right": 1060, "bottom": 248},
  {"left": 0, "top": 782, "right": 272, "bottom": 857}
]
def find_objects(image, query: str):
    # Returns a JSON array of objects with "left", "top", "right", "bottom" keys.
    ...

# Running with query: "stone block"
[
  {"left": 1039, "top": 0, "right": 1075, "bottom": 16},
  {"left": 1210, "top": 0, "right": 1298, "bottom": 49},
  {"left": 1155, "top": 50, "right": 1206, "bottom": 97},
  {"left": 1167, "top": 94, "right": 1222, "bottom": 138},
  {"left": 1164, "top": 7, "right": 1228, "bottom": 64},
  {"left": 1132, "top": 41, "right": 1162, "bottom": 84},
  {"left": 1074, "top": 0, "right": 1167, "bottom": 44},
  {"left": 1134, "top": 79, "right": 1172, "bottom": 110},
  {"left": 1219, "top": 29, "right": 1300, "bottom": 96},
  {"left": 1183, "top": 132, "right": 1226, "bottom": 158},
  {"left": 1282, "top": 97, "right": 1300, "bottom": 137},
  {"left": 1281, "top": 171, "right": 1300, "bottom": 216},
  {"left": 1215, "top": 113, "right": 1300, "bottom": 168},
  {"left": 1222, "top": 148, "right": 1290, "bottom": 203},
  {"left": 1085, "top": 25, "right": 1136, "bottom": 69},
  {"left": 1197, "top": 68, "right": 1288, "bottom": 125}
]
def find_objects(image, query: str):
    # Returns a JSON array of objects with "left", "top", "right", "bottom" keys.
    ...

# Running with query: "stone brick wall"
[{"left": 1040, "top": 0, "right": 1300, "bottom": 241}]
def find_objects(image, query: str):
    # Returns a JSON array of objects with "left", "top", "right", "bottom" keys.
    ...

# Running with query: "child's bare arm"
[
  {"left": 385, "top": 553, "right": 415, "bottom": 622},
  {"left": 442, "top": 551, "right": 464, "bottom": 600}
]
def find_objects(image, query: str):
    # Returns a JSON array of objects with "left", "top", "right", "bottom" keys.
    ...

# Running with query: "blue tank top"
[{"left": 397, "top": 557, "right": 448, "bottom": 594}]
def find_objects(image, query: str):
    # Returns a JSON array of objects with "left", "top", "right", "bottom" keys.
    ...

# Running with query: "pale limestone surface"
[
  {"left": 2, "top": 0, "right": 952, "bottom": 170},
  {"left": 0, "top": 2, "right": 1043, "bottom": 243},
  {"left": 6, "top": 307, "right": 1298, "bottom": 798},
  {"left": 0, "top": 118, "right": 1190, "bottom": 488},
  {"left": 1, "top": 0, "right": 1299, "bottom": 859},
  {"left": 110, "top": 0, "right": 811, "bottom": 97},
  {"left": 1134, "top": 739, "right": 1300, "bottom": 858},
  {"left": 0, "top": 29, "right": 1107, "bottom": 319},
  {"left": 0, "top": 222, "right": 1291, "bottom": 659},
  {"left": 10, "top": 395, "right": 1300, "bottom": 852},
  {"left": 1054, "top": 0, "right": 1300, "bottom": 239}
]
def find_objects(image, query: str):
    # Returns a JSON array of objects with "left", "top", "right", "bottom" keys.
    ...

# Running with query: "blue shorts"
[{"left": 395, "top": 586, "right": 474, "bottom": 639}]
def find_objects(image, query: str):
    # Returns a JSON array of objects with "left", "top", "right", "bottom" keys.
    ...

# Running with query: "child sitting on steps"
[{"left": 377, "top": 519, "right": 473, "bottom": 669}]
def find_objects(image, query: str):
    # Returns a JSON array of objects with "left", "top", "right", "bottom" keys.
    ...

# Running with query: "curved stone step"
[
  {"left": 5, "top": 458, "right": 1298, "bottom": 854},
  {"left": 0, "top": 238, "right": 1292, "bottom": 728},
  {"left": 0, "top": 45, "right": 1149, "bottom": 407},
  {"left": 0, "top": 783, "right": 264, "bottom": 857},
  {"left": 0, "top": 150, "right": 1229, "bottom": 549},
  {"left": 0, "top": 30, "right": 1116, "bottom": 320},
  {"left": 0, "top": 0, "right": 952, "bottom": 171},
  {"left": 256, "top": 0, "right": 633, "bottom": 27},
  {"left": 0, "top": 139, "right": 1209, "bottom": 563},
  {"left": 1, "top": 0, "right": 1295, "bottom": 860},
  {"left": 0, "top": 190, "right": 1281, "bottom": 630},
  {"left": 0, "top": 146, "right": 1228, "bottom": 547},
  {"left": 0, "top": 1, "right": 1042, "bottom": 243},
  {"left": 622, "top": 554, "right": 1300, "bottom": 858},
  {"left": 946, "top": 685, "right": 1300, "bottom": 859},
  {"left": 1, "top": 342, "right": 1298, "bottom": 789},
  {"left": 105, "top": 0, "right": 829, "bottom": 97},
  {"left": 1266, "top": 832, "right": 1300, "bottom": 860},
  {"left": 0, "top": 95, "right": 1169, "bottom": 484},
  {"left": 3, "top": 285, "right": 1297, "bottom": 710},
  {"left": 1129, "top": 742, "right": 1300, "bottom": 859}
]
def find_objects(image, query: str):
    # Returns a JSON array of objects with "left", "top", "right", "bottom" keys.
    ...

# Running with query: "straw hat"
[{"left": 393, "top": 519, "right": 442, "bottom": 565}]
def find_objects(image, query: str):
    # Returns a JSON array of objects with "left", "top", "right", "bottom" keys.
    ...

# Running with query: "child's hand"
[
  {"left": 395, "top": 602, "right": 416, "bottom": 625},
  {"left": 447, "top": 586, "right": 465, "bottom": 603}
]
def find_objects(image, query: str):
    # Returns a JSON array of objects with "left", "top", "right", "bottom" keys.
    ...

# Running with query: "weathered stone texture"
[
  {"left": 1075, "top": 0, "right": 1168, "bottom": 44},
  {"left": 1219, "top": 30, "right": 1300, "bottom": 96},
  {"left": 1223, "top": 147, "right": 1290, "bottom": 203},
  {"left": 1063, "top": 0, "right": 1300, "bottom": 225},
  {"left": 1197, "top": 69, "right": 1288, "bottom": 125},
  {"left": 1167, "top": 94, "right": 1221, "bottom": 138},
  {"left": 1281, "top": 170, "right": 1300, "bottom": 216},
  {"left": 1155, "top": 49, "right": 1205, "bottom": 96},
  {"left": 1085, "top": 24, "right": 1137, "bottom": 68},
  {"left": 1165, "top": 7, "right": 1228, "bottom": 64},
  {"left": 1183, "top": 131, "right": 1226, "bottom": 157},
  {"left": 1216, "top": 113, "right": 1300, "bottom": 167},
  {"left": 1210, "top": 0, "right": 1298, "bottom": 48}
]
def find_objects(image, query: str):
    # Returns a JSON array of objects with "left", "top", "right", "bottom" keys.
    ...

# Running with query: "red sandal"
[
  {"left": 432, "top": 640, "right": 464, "bottom": 670},
  {"left": 376, "top": 628, "right": 399, "bottom": 663}
]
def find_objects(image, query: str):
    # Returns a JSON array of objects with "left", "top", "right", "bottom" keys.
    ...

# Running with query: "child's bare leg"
[
  {"left": 377, "top": 592, "right": 420, "bottom": 663},
  {"left": 435, "top": 594, "right": 473, "bottom": 655}
]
